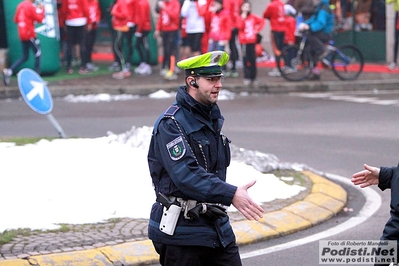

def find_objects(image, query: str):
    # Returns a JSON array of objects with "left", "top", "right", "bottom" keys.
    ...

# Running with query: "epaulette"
[
  {"left": 153, "top": 103, "right": 180, "bottom": 134},
  {"left": 164, "top": 104, "right": 180, "bottom": 117}
]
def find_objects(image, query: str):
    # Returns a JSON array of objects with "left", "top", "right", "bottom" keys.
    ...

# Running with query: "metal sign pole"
[{"left": 46, "top": 113, "right": 66, "bottom": 138}]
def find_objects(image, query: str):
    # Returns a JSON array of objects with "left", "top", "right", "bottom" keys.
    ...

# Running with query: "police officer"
[{"left": 147, "top": 50, "right": 265, "bottom": 266}]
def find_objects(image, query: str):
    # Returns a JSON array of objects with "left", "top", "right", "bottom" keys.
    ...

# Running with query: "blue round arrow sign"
[{"left": 17, "top": 68, "right": 53, "bottom": 115}]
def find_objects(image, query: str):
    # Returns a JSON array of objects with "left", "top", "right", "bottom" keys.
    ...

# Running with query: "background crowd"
[{"left": 56, "top": 0, "right": 267, "bottom": 84}]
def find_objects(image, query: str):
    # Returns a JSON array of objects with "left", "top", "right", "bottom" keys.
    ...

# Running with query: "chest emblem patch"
[{"left": 166, "top": 136, "right": 186, "bottom": 161}]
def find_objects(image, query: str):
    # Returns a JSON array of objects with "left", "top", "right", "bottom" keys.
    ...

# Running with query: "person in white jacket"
[{"left": 180, "top": 0, "right": 207, "bottom": 56}]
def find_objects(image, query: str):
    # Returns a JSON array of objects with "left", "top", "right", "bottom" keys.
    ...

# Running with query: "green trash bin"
[{"left": 3, "top": 0, "right": 60, "bottom": 75}]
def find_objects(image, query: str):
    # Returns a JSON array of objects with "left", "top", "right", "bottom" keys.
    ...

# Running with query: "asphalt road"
[{"left": 1, "top": 89, "right": 398, "bottom": 265}]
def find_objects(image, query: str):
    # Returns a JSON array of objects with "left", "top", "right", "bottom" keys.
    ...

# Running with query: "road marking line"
[{"left": 291, "top": 93, "right": 399, "bottom": 106}]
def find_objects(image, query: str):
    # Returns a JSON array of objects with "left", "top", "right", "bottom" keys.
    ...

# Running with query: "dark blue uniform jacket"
[{"left": 147, "top": 86, "right": 237, "bottom": 248}]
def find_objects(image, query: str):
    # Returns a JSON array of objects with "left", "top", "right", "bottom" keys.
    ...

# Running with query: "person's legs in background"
[
  {"left": 31, "top": 38, "right": 41, "bottom": 74},
  {"left": 65, "top": 25, "right": 75, "bottom": 73},
  {"left": 268, "top": 31, "right": 285, "bottom": 77},
  {"left": 109, "top": 27, "right": 121, "bottom": 72},
  {"left": 123, "top": 26, "right": 137, "bottom": 71},
  {"left": 85, "top": 27, "right": 99, "bottom": 72},
  {"left": 134, "top": 30, "right": 152, "bottom": 75},
  {"left": 243, "top": 43, "right": 257, "bottom": 86},
  {"left": 389, "top": 12, "right": 399, "bottom": 70},
  {"left": 227, "top": 28, "right": 239, "bottom": 77},
  {"left": 161, "top": 30, "right": 178, "bottom": 80},
  {"left": 112, "top": 30, "right": 131, "bottom": 79},
  {"left": 77, "top": 26, "right": 91, "bottom": 74},
  {"left": 3, "top": 40, "right": 30, "bottom": 85}
]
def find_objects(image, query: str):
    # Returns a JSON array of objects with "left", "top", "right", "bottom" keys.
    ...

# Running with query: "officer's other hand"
[{"left": 232, "top": 180, "right": 264, "bottom": 221}]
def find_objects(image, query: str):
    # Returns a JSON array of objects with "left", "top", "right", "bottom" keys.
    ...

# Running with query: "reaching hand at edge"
[
  {"left": 351, "top": 164, "right": 380, "bottom": 188},
  {"left": 232, "top": 180, "right": 265, "bottom": 221}
]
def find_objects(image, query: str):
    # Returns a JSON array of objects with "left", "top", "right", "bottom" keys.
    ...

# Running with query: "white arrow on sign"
[{"left": 26, "top": 81, "right": 45, "bottom": 101}]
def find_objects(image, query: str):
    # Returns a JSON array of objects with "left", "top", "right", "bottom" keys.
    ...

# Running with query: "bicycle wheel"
[
  {"left": 330, "top": 44, "right": 364, "bottom": 80},
  {"left": 276, "top": 45, "right": 312, "bottom": 82}
]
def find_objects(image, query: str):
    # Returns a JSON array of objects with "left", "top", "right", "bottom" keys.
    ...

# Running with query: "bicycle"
[{"left": 276, "top": 30, "right": 364, "bottom": 81}]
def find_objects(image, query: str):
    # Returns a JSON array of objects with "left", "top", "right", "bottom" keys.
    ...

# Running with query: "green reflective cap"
[{"left": 177, "top": 51, "right": 229, "bottom": 77}]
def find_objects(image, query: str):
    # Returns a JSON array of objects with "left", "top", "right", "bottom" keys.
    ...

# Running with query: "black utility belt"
[{"left": 157, "top": 192, "right": 228, "bottom": 236}]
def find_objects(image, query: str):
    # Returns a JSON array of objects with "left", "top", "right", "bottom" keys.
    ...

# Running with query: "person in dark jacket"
[
  {"left": 352, "top": 163, "right": 399, "bottom": 266},
  {"left": 147, "top": 50, "right": 264, "bottom": 266},
  {"left": 263, "top": 0, "right": 286, "bottom": 77}
]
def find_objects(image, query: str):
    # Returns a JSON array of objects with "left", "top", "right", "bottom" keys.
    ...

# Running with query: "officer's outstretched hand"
[{"left": 232, "top": 180, "right": 264, "bottom": 221}]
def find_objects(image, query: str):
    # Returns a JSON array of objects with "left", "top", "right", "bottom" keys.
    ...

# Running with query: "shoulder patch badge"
[{"left": 166, "top": 136, "right": 186, "bottom": 161}]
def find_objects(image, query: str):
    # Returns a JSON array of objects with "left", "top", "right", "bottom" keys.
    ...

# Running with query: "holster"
[{"left": 159, "top": 204, "right": 182, "bottom": 235}]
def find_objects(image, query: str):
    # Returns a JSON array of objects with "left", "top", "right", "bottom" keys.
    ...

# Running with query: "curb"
[
  {"left": 11, "top": 79, "right": 399, "bottom": 97},
  {"left": 0, "top": 170, "right": 347, "bottom": 266}
]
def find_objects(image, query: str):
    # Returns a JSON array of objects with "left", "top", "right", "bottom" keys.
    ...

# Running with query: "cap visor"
[{"left": 197, "top": 73, "right": 224, "bottom": 78}]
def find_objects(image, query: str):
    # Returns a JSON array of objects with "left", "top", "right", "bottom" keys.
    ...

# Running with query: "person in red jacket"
[
  {"left": 279, "top": 4, "right": 297, "bottom": 73},
  {"left": 284, "top": 4, "right": 297, "bottom": 46},
  {"left": 263, "top": 0, "right": 286, "bottom": 77},
  {"left": 200, "top": 0, "right": 213, "bottom": 54},
  {"left": 60, "top": 0, "right": 92, "bottom": 74},
  {"left": 224, "top": 0, "right": 243, "bottom": 78},
  {"left": 154, "top": 0, "right": 181, "bottom": 80},
  {"left": 84, "top": 0, "right": 102, "bottom": 72},
  {"left": 208, "top": 0, "right": 232, "bottom": 53},
  {"left": 237, "top": 1, "right": 265, "bottom": 86},
  {"left": 3, "top": 0, "right": 44, "bottom": 86},
  {"left": 124, "top": 0, "right": 138, "bottom": 70},
  {"left": 134, "top": 0, "right": 153, "bottom": 75},
  {"left": 111, "top": 0, "right": 132, "bottom": 79}
]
